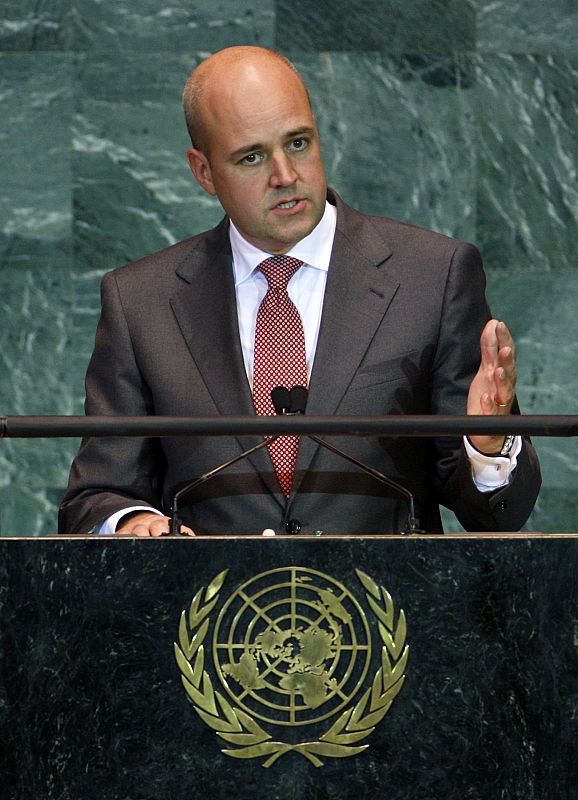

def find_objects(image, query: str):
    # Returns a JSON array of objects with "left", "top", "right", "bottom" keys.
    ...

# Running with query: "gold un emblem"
[{"left": 174, "top": 567, "right": 408, "bottom": 767}]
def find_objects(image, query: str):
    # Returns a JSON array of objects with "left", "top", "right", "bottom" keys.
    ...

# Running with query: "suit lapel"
[
  {"left": 169, "top": 219, "right": 282, "bottom": 500},
  {"left": 291, "top": 198, "right": 400, "bottom": 494}
]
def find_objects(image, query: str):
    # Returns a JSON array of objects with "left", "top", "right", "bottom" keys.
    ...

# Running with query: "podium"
[{"left": 1, "top": 534, "right": 577, "bottom": 799}]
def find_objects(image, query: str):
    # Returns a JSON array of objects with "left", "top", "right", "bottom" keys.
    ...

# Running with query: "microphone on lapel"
[{"left": 271, "top": 385, "right": 422, "bottom": 535}]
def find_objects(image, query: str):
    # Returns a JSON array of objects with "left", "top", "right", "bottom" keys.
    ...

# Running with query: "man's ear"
[{"left": 187, "top": 147, "right": 217, "bottom": 196}]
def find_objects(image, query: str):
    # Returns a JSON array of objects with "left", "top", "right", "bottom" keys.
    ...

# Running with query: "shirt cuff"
[
  {"left": 96, "top": 506, "right": 164, "bottom": 535},
  {"left": 464, "top": 435, "right": 523, "bottom": 493}
]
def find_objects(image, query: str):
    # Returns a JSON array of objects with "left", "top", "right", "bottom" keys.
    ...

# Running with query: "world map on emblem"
[{"left": 212, "top": 567, "right": 372, "bottom": 726}]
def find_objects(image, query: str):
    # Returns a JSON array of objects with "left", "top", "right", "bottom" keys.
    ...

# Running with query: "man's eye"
[
  {"left": 288, "top": 138, "right": 308, "bottom": 152},
  {"left": 240, "top": 152, "right": 263, "bottom": 165}
]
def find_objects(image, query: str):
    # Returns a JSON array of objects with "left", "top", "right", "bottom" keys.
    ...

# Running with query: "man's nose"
[{"left": 269, "top": 152, "right": 298, "bottom": 187}]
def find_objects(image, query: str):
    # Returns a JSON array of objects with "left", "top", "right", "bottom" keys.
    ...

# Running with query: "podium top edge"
[{"left": 1, "top": 533, "right": 577, "bottom": 540}]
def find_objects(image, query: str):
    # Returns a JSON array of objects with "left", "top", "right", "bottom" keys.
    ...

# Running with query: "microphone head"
[
  {"left": 290, "top": 385, "right": 308, "bottom": 414},
  {"left": 271, "top": 386, "right": 291, "bottom": 414}
]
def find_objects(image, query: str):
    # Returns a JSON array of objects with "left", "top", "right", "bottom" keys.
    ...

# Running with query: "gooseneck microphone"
[
  {"left": 169, "top": 434, "right": 279, "bottom": 536},
  {"left": 272, "top": 386, "right": 422, "bottom": 535},
  {"left": 169, "top": 386, "right": 422, "bottom": 535}
]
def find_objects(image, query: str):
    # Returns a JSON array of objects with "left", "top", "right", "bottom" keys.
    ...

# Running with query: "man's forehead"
[
  {"left": 195, "top": 52, "right": 316, "bottom": 155},
  {"left": 205, "top": 89, "right": 315, "bottom": 143}
]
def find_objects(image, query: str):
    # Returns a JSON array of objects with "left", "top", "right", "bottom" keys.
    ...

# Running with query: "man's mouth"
[{"left": 276, "top": 199, "right": 299, "bottom": 209}]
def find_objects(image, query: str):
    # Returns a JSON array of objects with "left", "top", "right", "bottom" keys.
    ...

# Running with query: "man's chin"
[
  {"left": 267, "top": 211, "right": 323, "bottom": 250},
  {"left": 236, "top": 207, "right": 324, "bottom": 253}
]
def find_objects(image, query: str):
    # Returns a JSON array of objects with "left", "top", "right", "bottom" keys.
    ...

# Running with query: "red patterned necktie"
[{"left": 253, "top": 255, "right": 308, "bottom": 496}]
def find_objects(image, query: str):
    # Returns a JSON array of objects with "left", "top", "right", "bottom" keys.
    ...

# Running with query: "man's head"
[{"left": 183, "top": 47, "right": 327, "bottom": 254}]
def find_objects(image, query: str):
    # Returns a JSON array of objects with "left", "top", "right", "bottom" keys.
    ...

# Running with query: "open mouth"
[{"left": 273, "top": 197, "right": 307, "bottom": 214}]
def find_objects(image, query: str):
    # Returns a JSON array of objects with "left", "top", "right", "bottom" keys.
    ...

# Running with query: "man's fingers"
[
  {"left": 149, "top": 517, "right": 171, "bottom": 536},
  {"left": 479, "top": 392, "right": 493, "bottom": 413},
  {"left": 126, "top": 521, "right": 168, "bottom": 536},
  {"left": 468, "top": 321, "right": 517, "bottom": 453},
  {"left": 493, "top": 366, "right": 515, "bottom": 412},
  {"left": 117, "top": 512, "right": 170, "bottom": 536},
  {"left": 116, "top": 512, "right": 196, "bottom": 536},
  {"left": 498, "top": 344, "right": 517, "bottom": 386},
  {"left": 498, "top": 345, "right": 513, "bottom": 366},
  {"left": 480, "top": 320, "right": 516, "bottom": 367},
  {"left": 132, "top": 523, "right": 160, "bottom": 537},
  {"left": 496, "top": 320, "right": 515, "bottom": 353},
  {"left": 479, "top": 319, "right": 500, "bottom": 367}
]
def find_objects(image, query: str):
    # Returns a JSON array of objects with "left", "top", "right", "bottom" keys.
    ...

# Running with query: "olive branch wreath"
[{"left": 174, "top": 568, "right": 408, "bottom": 768}]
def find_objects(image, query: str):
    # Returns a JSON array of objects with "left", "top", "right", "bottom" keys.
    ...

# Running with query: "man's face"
[{"left": 187, "top": 60, "right": 327, "bottom": 254}]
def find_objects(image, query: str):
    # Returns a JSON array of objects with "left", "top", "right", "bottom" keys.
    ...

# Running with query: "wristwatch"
[{"left": 499, "top": 435, "right": 516, "bottom": 456}]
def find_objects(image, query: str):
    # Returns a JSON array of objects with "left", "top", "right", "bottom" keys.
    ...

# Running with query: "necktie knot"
[{"left": 258, "top": 255, "right": 303, "bottom": 291}]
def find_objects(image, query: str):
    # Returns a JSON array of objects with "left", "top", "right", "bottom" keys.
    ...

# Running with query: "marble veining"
[
  {"left": 478, "top": 0, "right": 578, "bottom": 54},
  {"left": 477, "top": 54, "right": 578, "bottom": 271},
  {"left": 73, "top": 0, "right": 275, "bottom": 50}
]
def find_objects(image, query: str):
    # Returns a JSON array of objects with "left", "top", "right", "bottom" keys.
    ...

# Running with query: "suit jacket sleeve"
[
  {"left": 428, "top": 240, "right": 541, "bottom": 531},
  {"left": 59, "top": 271, "right": 166, "bottom": 534}
]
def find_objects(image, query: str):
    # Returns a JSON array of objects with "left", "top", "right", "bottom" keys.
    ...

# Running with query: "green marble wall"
[{"left": 0, "top": 1, "right": 576, "bottom": 534}]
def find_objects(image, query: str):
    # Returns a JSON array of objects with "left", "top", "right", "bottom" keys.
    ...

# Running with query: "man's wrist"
[
  {"left": 467, "top": 434, "right": 515, "bottom": 457},
  {"left": 464, "top": 435, "right": 522, "bottom": 493}
]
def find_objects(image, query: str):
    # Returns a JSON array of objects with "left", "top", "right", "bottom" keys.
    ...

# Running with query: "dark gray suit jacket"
[{"left": 59, "top": 190, "right": 541, "bottom": 535}]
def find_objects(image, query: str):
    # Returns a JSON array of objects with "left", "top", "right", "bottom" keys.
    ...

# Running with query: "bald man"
[{"left": 59, "top": 47, "right": 540, "bottom": 536}]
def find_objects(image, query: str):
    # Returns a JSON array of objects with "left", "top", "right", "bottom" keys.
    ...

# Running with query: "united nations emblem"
[{"left": 174, "top": 567, "right": 408, "bottom": 767}]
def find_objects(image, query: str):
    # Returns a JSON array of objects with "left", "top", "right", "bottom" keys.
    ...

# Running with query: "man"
[{"left": 59, "top": 46, "right": 540, "bottom": 536}]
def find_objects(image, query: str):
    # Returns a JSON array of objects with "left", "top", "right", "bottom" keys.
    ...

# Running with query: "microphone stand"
[
  {"left": 273, "top": 386, "right": 422, "bottom": 535},
  {"left": 169, "top": 436, "right": 279, "bottom": 535},
  {"left": 169, "top": 385, "right": 423, "bottom": 536},
  {"left": 303, "top": 433, "right": 422, "bottom": 534}
]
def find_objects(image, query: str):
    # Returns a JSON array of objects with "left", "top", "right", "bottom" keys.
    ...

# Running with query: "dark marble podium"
[{"left": 1, "top": 535, "right": 576, "bottom": 800}]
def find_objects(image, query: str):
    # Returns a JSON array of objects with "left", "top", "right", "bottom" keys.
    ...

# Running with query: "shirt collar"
[{"left": 229, "top": 201, "right": 337, "bottom": 287}]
